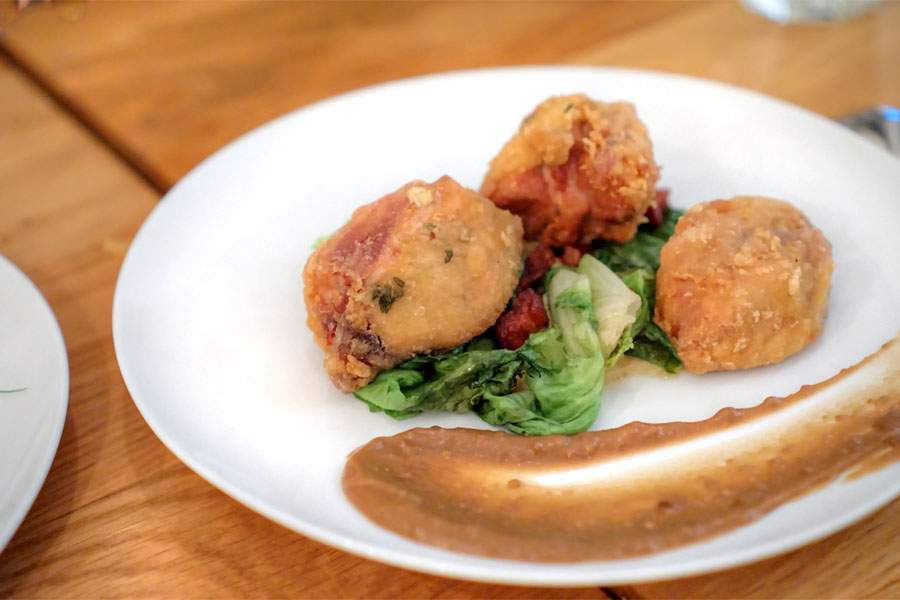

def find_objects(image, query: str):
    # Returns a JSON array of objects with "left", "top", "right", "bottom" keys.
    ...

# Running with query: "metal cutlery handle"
[{"left": 840, "top": 106, "right": 900, "bottom": 158}]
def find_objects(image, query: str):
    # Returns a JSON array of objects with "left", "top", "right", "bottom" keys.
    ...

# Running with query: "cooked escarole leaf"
[
  {"left": 354, "top": 336, "right": 538, "bottom": 419},
  {"left": 594, "top": 208, "right": 683, "bottom": 273},
  {"left": 593, "top": 208, "right": 684, "bottom": 372},
  {"left": 618, "top": 270, "right": 652, "bottom": 333},
  {"left": 630, "top": 322, "right": 682, "bottom": 373},
  {"left": 618, "top": 269, "right": 680, "bottom": 373},
  {"left": 544, "top": 268, "right": 599, "bottom": 357},
  {"left": 497, "top": 270, "right": 607, "bottom": 435},
  {"left": 576, "top": 255, "right": 641, "bottom": 363},
  {"left": 479, "top": 330, "right": 605, "bottom": 435}
]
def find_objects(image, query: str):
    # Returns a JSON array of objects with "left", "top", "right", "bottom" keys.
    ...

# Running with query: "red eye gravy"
[{"left": 342, "top": 334, "right": 900, "bottom": 562}]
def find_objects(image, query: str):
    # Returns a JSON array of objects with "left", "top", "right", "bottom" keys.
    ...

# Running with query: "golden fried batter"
[
  {"left": 655, "top": 197, "right": 833, "bottom": 374},
  {"left": 303, "top": 176, "right": 524, "bottom": 392},
  {"left": 481, "top": 94, "right": 659, "bottom": 246}
]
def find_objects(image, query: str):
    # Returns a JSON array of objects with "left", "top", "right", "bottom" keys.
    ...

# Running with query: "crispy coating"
[
  {"left": 481, "top": 94, "right": 659, "bottom": 246},
  {"left": 303, "top": 176, "right": 524, "bottom": 392},
  {"left": 655, "top": 197, "right": 833, "bottom": 374}
]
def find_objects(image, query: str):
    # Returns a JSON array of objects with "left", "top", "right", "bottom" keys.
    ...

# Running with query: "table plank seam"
[{"left": 0, "top": 43, "right": 168, "bottom": 195}]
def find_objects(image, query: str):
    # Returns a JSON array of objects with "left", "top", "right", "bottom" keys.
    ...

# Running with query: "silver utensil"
[{"left": 839, "top": 106, "right": 900, "bottom": 158}]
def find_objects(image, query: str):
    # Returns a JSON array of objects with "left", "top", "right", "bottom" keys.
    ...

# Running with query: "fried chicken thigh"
[
  {"left": 481, "top": 94, "right": 660, "bottom": 246},
  {"left": 303, "top": 176, "right": 524, "bottom": 392},
  {"left": 655, "top": 197, "right": 833, "bottom": 374}
]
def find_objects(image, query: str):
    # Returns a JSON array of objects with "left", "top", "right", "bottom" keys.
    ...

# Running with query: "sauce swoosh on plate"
[{"left": 343, "top": 334, "right": 900, "bottom": 562}]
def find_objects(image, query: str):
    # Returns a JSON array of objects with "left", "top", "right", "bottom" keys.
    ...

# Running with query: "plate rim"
[{"left": 0, "top": 253, "right": 69, "bottom": 554}]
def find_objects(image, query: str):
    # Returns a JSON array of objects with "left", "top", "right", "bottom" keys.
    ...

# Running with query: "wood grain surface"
[
  {"left": 3, "top": 1, "right": 898, "bottom": 192},
  {"left": 0, "top": 0, "right": 693, "bottom": 191},
  {"left": 0, "top": 1, "right": 899, "bottom": 598}
]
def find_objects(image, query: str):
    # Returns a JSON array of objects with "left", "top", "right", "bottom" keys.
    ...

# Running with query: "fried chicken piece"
[
  {"left": 481, "top": 94, "right": 660, "bottom": 247},
  {"left": 654, "top": 197, "right": 833, "bottom": 374},
  {"left": 303, "top": 176, "right": 524, "bottom": 392}
]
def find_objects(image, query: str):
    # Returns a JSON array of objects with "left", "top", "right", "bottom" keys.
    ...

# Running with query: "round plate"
[
  {"left": 0, "top": 254, "right": 68, "bottom": 553},
  {"left": 112, "top": 66, "right": 900, "bottom": 585}
]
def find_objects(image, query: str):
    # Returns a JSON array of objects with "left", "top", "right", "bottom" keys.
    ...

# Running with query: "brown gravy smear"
[{"left": 342, "top": 335, "right": 900, "bottom": 562}]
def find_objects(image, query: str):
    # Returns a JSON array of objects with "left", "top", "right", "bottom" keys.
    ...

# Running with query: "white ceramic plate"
[
  {"left": 0, "top": 254, "right": 68, "bottom": 553},
  {"left": 112, "top": 67, "right": 900, "bottom": 585}
]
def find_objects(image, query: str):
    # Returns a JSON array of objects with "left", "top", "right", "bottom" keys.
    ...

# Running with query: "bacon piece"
[
  {"left": 645, "top": 189, "right": 669, "bottom": 229},
  {"left": 517, "top": 242, "right": 556, "bottom": 292},
  {"left": 560, "top": 244, "right": 592, "bottom": 267},
  {"left": 495, "top": 288, "right": 550, "bottom": 350}
]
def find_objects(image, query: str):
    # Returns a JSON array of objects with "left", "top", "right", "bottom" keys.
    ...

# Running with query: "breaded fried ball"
[
  {"left": 303, "top": 176, "right": 524, "bottom": 392},
  {"left": 481, "top": 94, "right": 659, "bottom": 246},
  {"left": 654, "top": 197, "right": 833, "bottom": 374}
]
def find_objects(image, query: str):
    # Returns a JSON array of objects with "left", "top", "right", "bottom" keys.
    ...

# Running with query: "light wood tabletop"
[{"left": 1, "top": 1, "right": 899, "bottom": 598}]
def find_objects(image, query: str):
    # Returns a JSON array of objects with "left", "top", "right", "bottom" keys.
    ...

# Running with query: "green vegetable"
[
  {"left": 509, "top": 298, "right": 606, "bottom": 435},
  {"left": 480, "top": 339, "right": 605, "bottom": 435},
  {"left": 593, "top": 209, "right": 684, "bottom": 372},
  {"left": 575, "top": 255, "right": 641, "bottom": 362},
  {"left": 629, "top": 323, "right": 682, "bottom": 373},
  {"left": 545, "top": 269, "right": 599, "bottom": 357},
  {"left": 619, "top": 270, "right": 653, "bottom": 334},
  {"left": 354, "top": 340, "right": 536, "bottom": 419},
  {"left": 489, "top": 268, "right": 607, "bottom": 435},
  {"left": 594, "top": 208, "right": 682, "bottom": 273}
]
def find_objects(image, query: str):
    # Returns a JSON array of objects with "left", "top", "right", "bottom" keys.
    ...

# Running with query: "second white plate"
[{"left": 0, "top": 254, "right": 68, "bottom": 554}]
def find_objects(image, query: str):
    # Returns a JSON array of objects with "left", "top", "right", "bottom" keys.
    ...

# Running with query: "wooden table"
[{"left": 1, "top": 1, "right": 898, "bottom": 597}]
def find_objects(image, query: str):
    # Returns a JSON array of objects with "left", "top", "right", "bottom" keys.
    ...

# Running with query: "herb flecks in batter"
[{"left": 372, "top": 282, "right": 405, "bottom": 313}]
